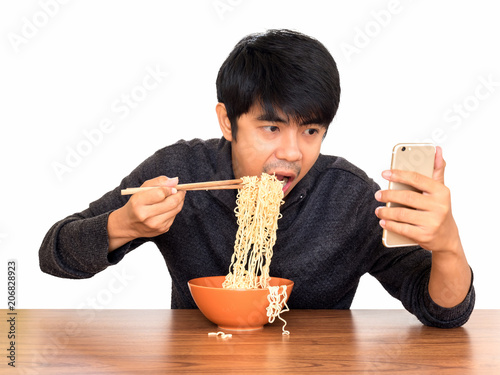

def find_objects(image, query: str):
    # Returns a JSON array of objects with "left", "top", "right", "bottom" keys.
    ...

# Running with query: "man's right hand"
[{"left": 107, "top": 176, "right": 186, "bottom": 252}]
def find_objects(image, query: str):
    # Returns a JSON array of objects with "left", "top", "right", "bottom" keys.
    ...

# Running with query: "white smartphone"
[{"left": 382, "top": 143, "right": 436, "bottom": 247}]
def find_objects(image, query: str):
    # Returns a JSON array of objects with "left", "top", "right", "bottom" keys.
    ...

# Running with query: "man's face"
[{"left": 229, "top": 104, "right": 326, "bottom": 197}]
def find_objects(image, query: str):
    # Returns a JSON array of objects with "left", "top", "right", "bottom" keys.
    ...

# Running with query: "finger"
[
  {"left": 143, "top": 176, "right": 179, "bottom": 193},
  {"left": 141, "top": 176, "right": 178, "bottom": 188},
  {"left": 375, "top": 189, "right": 429, "bottom": 211},
  {"left": 375, "top": 205, "right": 430, "bottom": 227},
  {"left": 379, "top": 218, "right": 424, "bottom": 243},
  {"left": 432, "top": 146, "right": 446, "bottom": 184},
  {"left": 141, "top": 192, "right": 185, "bottom": 233},
  {"left": 147, "top": 204, "right": 182, "bottom": 232},
  {"left": 131, "top": 185, "right": 176, "bottom": 206},
  {"left": 381, "top": 169, "right": 440, "bottom": 194},
  {"left": 144, "top": 190, "right": 186, "bottom": 218},
  {"left": 132, "top": 177, "right": 179, "bottom": 204}
]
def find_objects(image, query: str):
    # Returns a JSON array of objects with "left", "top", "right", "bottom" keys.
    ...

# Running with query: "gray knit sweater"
[{"left": 39, "top": 138, "right": 474, "bottom": 327}]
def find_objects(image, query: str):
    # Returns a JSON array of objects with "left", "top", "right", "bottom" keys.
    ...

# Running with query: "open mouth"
[{"left": 274, "top": 174, "right": 294, "bottom": 193}]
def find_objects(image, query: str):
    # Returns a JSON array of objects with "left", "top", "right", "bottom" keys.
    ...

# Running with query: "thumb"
[
  {"left": 162, "top": 177, "right": 179, "bottom": 187},
  {"left": 142, "top": 176, "right": 179, "bottom": 187},
  {"left": 433, "top": 146, "right": 446, "bottom": 184}
]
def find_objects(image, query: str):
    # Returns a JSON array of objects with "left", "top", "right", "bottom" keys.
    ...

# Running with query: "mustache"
[{"left": 263, "top": 161, "right": 301, "bottom": 177}]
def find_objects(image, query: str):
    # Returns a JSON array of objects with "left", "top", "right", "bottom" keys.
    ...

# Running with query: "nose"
[{"left": 275, "top": 129, "right": 302, "bottom": 162}]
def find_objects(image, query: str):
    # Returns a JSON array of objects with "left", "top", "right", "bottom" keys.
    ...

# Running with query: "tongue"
[{"left": 275, "top": 175, "right": 288, "bottom": 183}]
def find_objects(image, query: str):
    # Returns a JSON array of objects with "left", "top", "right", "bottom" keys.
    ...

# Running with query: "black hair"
[{"left": 216, "top": 29, "right": 341, "bottom": 140}]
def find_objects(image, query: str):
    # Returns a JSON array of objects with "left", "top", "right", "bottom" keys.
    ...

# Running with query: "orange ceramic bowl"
[{"left": 188, "top": 276, "right": 294, "bottom": 331}]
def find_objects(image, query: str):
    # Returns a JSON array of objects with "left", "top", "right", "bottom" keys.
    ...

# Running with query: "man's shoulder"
[
  {"left": 155, "top": 138, "right": 221, "bottom": 156},
  {"left": 314, "top": 154, "right": 375, "bottom": 188},
  {"left": 130, "top": 138, "right": 226, "bottom": 182},
  {"left": 305, "top": 154, "right": 381, "bottom": 202},
  {"left": 150, "top": 138, "right": 224, "bottom": 167}
]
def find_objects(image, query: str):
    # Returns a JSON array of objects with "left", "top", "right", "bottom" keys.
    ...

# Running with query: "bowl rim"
[{"left": 188, "top": 275, "right": 294, "bottom": 291}]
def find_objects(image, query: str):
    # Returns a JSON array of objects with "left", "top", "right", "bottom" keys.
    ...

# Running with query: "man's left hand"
[{"left": 374, "top": 146, "right": 461, "bottom": 253}]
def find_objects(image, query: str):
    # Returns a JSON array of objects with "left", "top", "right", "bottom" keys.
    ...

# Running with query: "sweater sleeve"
[
  {"left": 38, "top": 185, "right": 149, "bottom": 278},
  {"left": 39, "top": 138, "right": 219, "bottom": 280},
  {"left": 38, "top": 146, "right": 168, "bottom": 278},
  {"left": 360, "top": 181, "right": 475, "bottom": 328},
  {"left": 402, "top": 265, "right": 475, "bottom": 328}
]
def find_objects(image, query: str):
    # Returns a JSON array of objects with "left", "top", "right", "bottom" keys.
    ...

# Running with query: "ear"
[{"left": 216, "top": 103, "right": 233, "bottom": 142}]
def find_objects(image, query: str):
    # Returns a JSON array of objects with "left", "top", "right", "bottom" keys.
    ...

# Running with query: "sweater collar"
[{"left": 281, "top": 157, "right": 318, "bottom": 211}]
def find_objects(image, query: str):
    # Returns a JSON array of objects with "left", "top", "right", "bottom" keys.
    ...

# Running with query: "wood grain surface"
[{"left": 1, "top": 309, "right": 498, "bottom": 374}]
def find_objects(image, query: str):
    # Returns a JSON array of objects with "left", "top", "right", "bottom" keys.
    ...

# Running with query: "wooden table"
[{"left": 2, "top": 309, "right": 499, "bottom": 374}]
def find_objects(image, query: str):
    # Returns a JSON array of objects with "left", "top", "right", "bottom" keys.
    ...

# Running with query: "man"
[{"left": 39, "top": 29, "right": 474, "bottom": 327}]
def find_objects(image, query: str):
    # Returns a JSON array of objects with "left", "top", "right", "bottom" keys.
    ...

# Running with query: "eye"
[
  {"left": 263, "top": 125, "right": 280, "bottom": 133},
  {"left": 304, "top": 128, "right": 319, "bottom": 135}
]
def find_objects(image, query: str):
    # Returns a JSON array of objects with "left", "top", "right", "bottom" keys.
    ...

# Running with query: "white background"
[{"left": 1, "top": 0, "right": 499, "bottom": 310}]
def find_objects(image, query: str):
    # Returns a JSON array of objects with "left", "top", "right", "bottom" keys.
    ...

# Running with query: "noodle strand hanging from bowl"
[{"left": 222, "top": 173, "right": 290, "bottom": 334}]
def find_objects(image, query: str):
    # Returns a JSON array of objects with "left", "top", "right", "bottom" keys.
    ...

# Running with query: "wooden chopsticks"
[{"left": 120, "top": 178, "right": 244, "bottom": 195}]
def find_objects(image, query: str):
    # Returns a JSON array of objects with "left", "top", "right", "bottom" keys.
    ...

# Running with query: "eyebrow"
[
  {"left": 256, "top": 112, "right": 325, "bottom": 127},
  {"left": 257, "top": 112, "right": 288, "bottom": 123}
]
